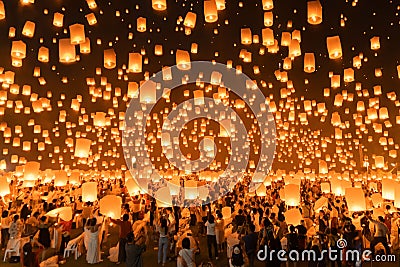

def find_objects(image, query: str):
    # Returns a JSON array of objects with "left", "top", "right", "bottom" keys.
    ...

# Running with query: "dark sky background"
[{"left": 0, "top": 0, "right": 400, "bottom": 175}]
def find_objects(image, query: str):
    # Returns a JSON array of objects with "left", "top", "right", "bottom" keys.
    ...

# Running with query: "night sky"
[{"left": 0, "top": 0, "right": 400, "bottom": 176}]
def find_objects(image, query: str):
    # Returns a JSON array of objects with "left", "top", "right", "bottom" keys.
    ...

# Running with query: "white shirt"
[{"left": 205, "top": 221, "right": 216, "bottom": 236}]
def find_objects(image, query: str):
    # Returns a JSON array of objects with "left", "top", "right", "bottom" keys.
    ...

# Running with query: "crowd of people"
[{"left": 0, "top": 177, "right": 399, "bottom": 267}]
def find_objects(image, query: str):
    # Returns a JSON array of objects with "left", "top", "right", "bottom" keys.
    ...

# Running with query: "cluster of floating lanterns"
[{"left": 0, "top": 0, "right": 398, "bottom": 208}]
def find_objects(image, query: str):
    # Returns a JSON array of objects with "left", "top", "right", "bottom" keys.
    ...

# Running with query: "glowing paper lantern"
[
  {"left": 262, "top": 28, "right": 274, "bottom": 46},
  {"left": 100, "top": 195, "right": 122, "bottom": 219},
  {"left": 104, "top": 49, "right": 116, "bottom": 69},
  {"left": 185, "top": 180, "right": 198, "bottom": 200},
  {"left": 46, "top": 207, "right": 73, "bottom": 221},
  {"left": 0, "top": 176, "right": 10, "bottom": 197},
  {"left": 184, "top": 12, "right": 197, "bottom": 28},
  {"left": 262, "top": 0, "right": 274, "bottom": 10},
  {"left": 176, "top": 50, "right": 191, "bottom": 70},
  {"left": 22, "top": 21, "right": 35, "bottom": 38},
  {"left": 375, "top": 156, "right": 384, "bottom": 168},
  {"left": 11, "top": 41, "right": 26, "bottom": 59},
  {"left": 38, "top": 46, "right": 49, "bottom": 62},
  {"left": 80, "top": 38, "right": 91, "bottom": 54},
  {"left": 382, "top": 179, "right": 396, "bottom": 200},
  {"left": 24, "top": 161, "right": 40, "bottom": 180},
  {"left": 137, "top": 17, "right": 146, "bottom": 32},
  {"left": 74, "top": 138, "right": 91, "bottom": 158},
  {"left": 125, "top": 178, "right": 141, "bottom": 196},
  {"left": 82, "top": 182, "right": 98, "bottom": 202},
  {"left": 370, "top": 36, "right": 380, "bottom": 50},
  {"left": 371, "top": 193, "right": 383, "bottom": 208},
  {"left": 264, "top": 12, "right": 273, "bottom": 27},
  {"left": 307, "top": 1, "right": 322, "bottom": 25},
  {"left": 320, "top": 182, "right": 330, "bottom": 193},
  {"left": 53, "top": 12, "right": 64, "bottom": 27},
  {"left": 152, "top": 0, "right": 167, "bottom": 11},
  {"left": 326, "top": 36, "right": 342, "bottom": 59},
  {"left": 314, "top": 197, "right": 328, "bottom": 212},
  {"left": 54, "top": 170, "right": 68, "bottom": 187},
  {"left": 128, "top": 53, "right": 142, "bottom": 73},
  {"left": 69, "top": 24, "right": 86, "bottom": 44},
  {"left": 204, "top": 0, "right": 218, "bottom": 23},
  {"left": 345, "top": 188, "right": 366, "bottom": 211},
  {"left": 285, "top": 184, "right": 300, "bottom": 206},
  {"left": 59, "top": 39, "right": 76, "bottom": 63},
  {"left": 304, "top": 53, "right": 315, "bottom": 73},
  {"left": 0, "top": 1, "right": 5, "bottom": 20},
  {"left": 241, "top": 28, "right": 252, "bottom": 45},
  {"left": 139, "top": 80, "right": 156, "bottom": 104},
  {"left": 284, "top": 209, "right": 302, "bottom": 226},
  {"left": 93, "top": 112, "right": 106, "bottom": 127}
]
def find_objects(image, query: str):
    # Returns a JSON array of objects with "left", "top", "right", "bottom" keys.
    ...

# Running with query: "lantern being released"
[
  {"left": 284, "top": 184, "right": 300, "bottom": 206},
  {"left": 100, "top": 195, "right": 122, "bottom": 219},
  {"left": 0, "top": 176, "right": 10, "bottom": 197},
  {"left": 326, "top": 36, "right": 342, "bottom": 59},
  {"left": 82, "top": 182, "right": 98, "bottom": 202},
  {"left": 345, "top": 188, "right": 366, "bottom": 211}
]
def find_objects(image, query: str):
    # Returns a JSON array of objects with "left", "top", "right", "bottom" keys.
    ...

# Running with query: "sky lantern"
[
  {"left": 382, "top": 179, "right": 396, "bottom": 200},
  {"left": 80, "top": 38, "right": 91, "bottom": 54},
  {"left": 22, "top": 21, "right": 35, "bottom": 38},
  {"left": 152, "top": 0, "right": 167, "bottom": 11},
  {"left": 46, "top": 207, "right": 73, "bottom": 221},
  {"left": 184, "top": 12, "right": 197, "bottom": 28},
  {"left": 69, "top": 24, "right": 86, "bottom": 44},
  {"left": 140, "top": 80, "right": 157, "bottom": 104},
  {"left": 82, "top": 182, "right": 98, "bottom": 202},
  {"left": 262, "top": 0, "right": 274, "bottom": 10},
  {"left": 154, "top": 45, "right": 163, "bottom": 56},
  {"left": 262, "top": 28, "right": 274, "bottom": 46},
  {"left": 176, "top": 50, "right": 191, "bottom": 70},
  {"left": 343, "top": 68, "right": 354, "bottom": 82},
  {"left": 370, "top": 36, "right": 380, "bottom": 50},
  {"left": 127, "top": 82, "right": 139, "bottom": 98},
  {"left": 185, "top": 180, "right": 199, "bottom": 200},
  {"left": 85, "top": 13, "right": 97, "bottom": 25},
  {"left": 0, "top": 177, "right": 10, "bottom": 197},
  {"left": 0, "top": 1, "right": 5, "bottom": 20},
  {"left": 221, "top": 206, "right": 231, "bottom": 219},
  {"left": 284, "top": 184, "right": 300, "bottom": 206},
  {"left": 264, "top": 12, "right": 273, "bottom": 27},
  {"left": 86, "top": 0, "right": 97, "bottom": 9},
  {"left": 241, "top": 28, "right": 252, "bottom": 45},
  {"left": 307, "top": 1, "right": 322, "bottom": 25},
  {"left": 53, "top": 12, "right": 64, "bottom": 27},
  {"left": 128, "top": 53, "right": 142, "bottom": 73},
  {"left": 93, "top": 112, "right": 106, "bottom": 127},
  {"left": 125, "top": 178, "right": 141, "bottom": 196},
  {"left": 345, "top": 188, "right": 366, "bottom": 211},
  {"left": 374, "top": 156, "right": 384, "bottom": 168},
  {"left": 288, "top": 39, "right": 301, "bottom": 58},
  {"left": 59, "top": 38, "right": 76, "bottom": 63},
  {"left": 24, "top": 161, "right": 40, "bottom": 180},
  {"left": 38, "top": 46, "right": 49, "bottom": 62},
  {"left": 326, "top": 36, "right": 342, "bottom": 59},
  {"left": 54, "top": 170, "right": 68, "bottom": 187},
  {"left": 104, "top": 49, "right": 116, "bottom": 69},
  {"left": 284, "top": 208, "right": 302, "bottom": 226},
  {"left": 304, "top": 53, "right": 315, "bottom": 73},
  {"left": 11, "top": 41, "right": 26, "bottom": 59},
  {"left": 100, "top": 195, "right": 122, "bottom": 219},
  {"left": 74, "top": 138, "right": 91, "bottom": 158},
  {"left": 204, "top": 0, "right": 218, "bottom": 23},
  {"left": 137, "top": 17, "right": 146, "bottom": 32}
]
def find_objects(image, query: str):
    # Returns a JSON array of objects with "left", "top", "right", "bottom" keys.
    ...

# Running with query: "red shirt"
[{"left": 111, "top": 219, "right": 132, "bottom": 238}]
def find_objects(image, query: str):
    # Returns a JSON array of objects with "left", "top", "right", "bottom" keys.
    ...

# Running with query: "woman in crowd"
[
  {"left": 205, "top": 214, "right": 218, "bottom": 260},
  {"left": 177, "top": 237, "right": 196, "bottom": 267},
  {"left": 157, "top": 217, "right": 169, "bottom": 266},
  {"left": 86, "top": 218, "right": 102, "bottom": 264}
]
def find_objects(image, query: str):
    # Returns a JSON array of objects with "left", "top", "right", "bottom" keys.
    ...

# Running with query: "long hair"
[
  {"left": 22, "top": 243, "right": 35, "bottom": 267},
  {"left": 160, "top": 218, "right": 168, "bottom": 234}
]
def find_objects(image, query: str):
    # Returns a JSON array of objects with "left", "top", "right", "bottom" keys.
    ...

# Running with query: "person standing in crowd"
[
  {"left": 37, "top": 216, "right": 52, "bottom": 261},
  {"left": 205, "top": 214, "right": 218, "bottom": 260},
  {"left": 215, "top": 212, "right": 225, "bottom": 254},
  {"left": 9, "top": 214, "right": 23, "bottom": 239},
  {"left": 86, "top": 218, "right": 102, "bottom": 264},
  {"left": 178, "top": 237, "right": 195, "bottom": 267},
  {"left": 157, "top": 217, "right": 170, "bottom": 266},
  {"left": 59, "top": 218, "right": 73, "bottom": 258},
  {"left": 21, "top": 240, "right": 43, "bottom": 267},
  {"left": 125, "top": 232, "right": 146, "bottom": 267},
  {"left": 368, "top": 215, "right": 390, "bottom": 255},
  {"left": 132, "top": 196, "right": 141, "bottom": 222},
  {"left": 111, "top": 214, "right": 132, "bottom": 264},
  {"left": 1, "top": 210, "right": 11, "bottom": 249},
  {"left": 242, "top": 224, "right": 258, "bottom": 267}
]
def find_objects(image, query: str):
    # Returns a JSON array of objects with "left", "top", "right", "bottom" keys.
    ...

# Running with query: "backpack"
[{"left": 231, "top": 244, "right": 244, "bottom": 267}]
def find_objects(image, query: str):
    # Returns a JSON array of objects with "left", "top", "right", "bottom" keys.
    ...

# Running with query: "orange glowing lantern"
[
  {"left": 375, "top": 156, "right": 384, "bottom": 168},
  {"left": 104, "top": 49, "right": 116, "bottom": 69},
  {"left": 0, "top": 1, "right": 5, "bottom": 20},
  {"left": 24, "top": 161, "right": 40, "bottom": 180},
  {"left": 54, "top": 170, "right": 68, "bottom": 187},
  {"left": 241, "top": 28, "right": 252, "bottom": 45},
  {"left": 326, "top": 36, "right": 342, "bottom": 59},
  {"left": 137, "top": 17, "right": 146, "bottom": 32},
  {"left": 74, "top": 138, "right": 91, "bottom": 158},
  {"left": 284, "top": 209, "right": 302, "bottom": 226},
  {"left": 264, "top": 12, "right": 273, "bottom": 27},
  {"left": 176, "top": 50, "right": 191, "bottom": 70},
  {"left": 370, "top": 36, "right": 380, "bottom": 50},
  {"left": 69, "top": 24, "right": 85, "bottom": 44},
  {"left": 22, "top": 21, "right": 35, "bottom": 38},
  {"left": 204, "top": 0, "right": 218, "bottom": 23},
  {"left": 304, "top": 53, "right": 315, "bottom": 73},
  {"left": 82, "top": 182, "right": 98, "bottom": 202},
  {"left": 100, "top": 195, "right": 122, "bottom": 219},
  {"left": 11, "top": 41, "right": 26, "bottom": 59},
  {"left": 262, "top": 0, "right": 274, "bottom": 10},
  {"left": 53, "top": 12, "right": 64, "bottom": 27},
  {"left": 345, "top": 188, "right": 366, "bottom": 211},
  {"left": 38, "top": 47, "right": 49, "bottom": 62},
  {"left": 128, "top": 53, "right": 142, "bottom": 73},
  {"left": 307, "top": 1, "right": 322, "bottom": 25},
  {"left": 184, "top": 12, "right": 197, "bottom": 28},
  {"left": 140, "top": 80, "right": 157, "bottom": 104},
  {"left": 59, "top": 38, "right": 76, "bottom": 63},
  {"left": 262, "top": 28, "right": 274, "bottom": 46},
  {"left": 285, "top": 184, "right": 300, "bottom": 206},
  {"left": 86, "top": 13, "right": 97, "bottom": 25},
  {"left": 152, "top": 0, "right": 167, "bottom": 11}
]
